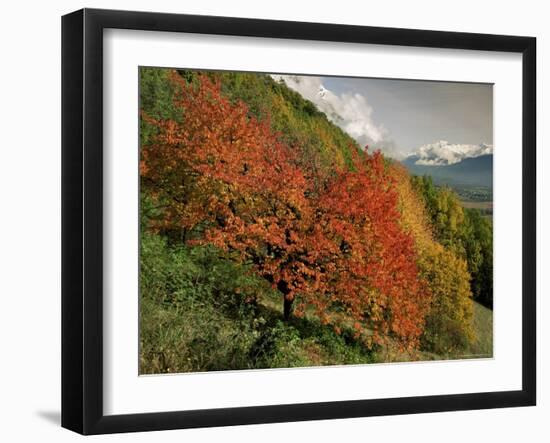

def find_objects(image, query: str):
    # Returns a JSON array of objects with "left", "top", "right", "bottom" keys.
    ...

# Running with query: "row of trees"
[
  {"left": 392, "top": 165, "right": 474, "bottom": 354},
  {"left": 411, "top": 175, "right": 493, "bottom": 308}
]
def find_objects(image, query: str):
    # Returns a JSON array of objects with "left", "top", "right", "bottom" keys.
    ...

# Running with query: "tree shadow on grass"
[{"left": 252, "top": 299, "right": 376, "bottom": 362}]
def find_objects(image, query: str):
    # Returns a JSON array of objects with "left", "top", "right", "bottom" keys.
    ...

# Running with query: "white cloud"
[
  {"left": 271, "top": 75, "right": 404, "bottom": 159},
  {"left": 411, "top": 140, "right": 493, "bottom": 166}
]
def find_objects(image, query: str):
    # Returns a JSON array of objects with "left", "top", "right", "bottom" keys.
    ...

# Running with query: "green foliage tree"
[
  {"left": 411, "top": 175, "right": 493, "bottom": 307},
  {"left": 139, "top": 67, "right": 181, "bottom": 146},
  {"left": 465, "top": 208, "right": 493, "bottom": 307}
]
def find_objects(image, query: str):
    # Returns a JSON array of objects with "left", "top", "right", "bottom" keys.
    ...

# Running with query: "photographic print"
[{"left": 139, "top": 67, "right": 493, "bottom": 375}]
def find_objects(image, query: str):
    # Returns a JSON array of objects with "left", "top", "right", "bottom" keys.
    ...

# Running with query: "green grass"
[
  {"left": 139, "top": 232, "right": 493, "bottom": 373},
  {"left": 417, "top": 301, "right": 493, "bottom": 361},
  {"left": 140, "top": 287, "right": 379, "bottom": 374},
  {"left": 261, "top": 288, "right": 493, "bottom": 363},
  {"left": 460, "top": 201, "right": 493, "bottom": 210},
  {"left": 139, "top": 233, "right": 377, "bottom": 374},
  {"left": 465, "top": 301, "right": 493, "bottom": 358},
  {"left": 460, "top": 201, "right": 493, "bottom": 221}
]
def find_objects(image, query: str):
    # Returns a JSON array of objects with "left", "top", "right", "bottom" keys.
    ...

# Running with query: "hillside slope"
[{"left": 139, "top": 68, "right": 490, "bottom": 373}]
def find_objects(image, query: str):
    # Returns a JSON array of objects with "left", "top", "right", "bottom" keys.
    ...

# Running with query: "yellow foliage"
[
  {"left": 418, "top": 242, "right": 474, "bottom": 353},
  {"left": 390, "top": 163, "right": 474, "bottom": 354},
  {"left": 391, "top": 163, "right": 434, "bottom": 247}
]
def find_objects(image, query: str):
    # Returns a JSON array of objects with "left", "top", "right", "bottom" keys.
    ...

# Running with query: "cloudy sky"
[{"left": 272, "top": 74, "right": 493, "bottom": 163}]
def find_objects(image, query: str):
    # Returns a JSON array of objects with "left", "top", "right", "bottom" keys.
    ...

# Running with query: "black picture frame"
[{"left": 61, "top": 8, "right": 536, "bottom": 435}]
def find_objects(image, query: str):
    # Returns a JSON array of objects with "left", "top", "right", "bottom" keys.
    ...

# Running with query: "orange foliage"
[
  {"left": 141, "top": 71, "right": 429, "bottom": 349},
  {"left": 311, "top": 152, "right": 430, "bottom": 347}
]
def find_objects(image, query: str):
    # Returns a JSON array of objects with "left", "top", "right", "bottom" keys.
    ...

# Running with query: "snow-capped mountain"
[
  {"left": 407, "top": 140, "right": 493, "bottom": 166},
  {"left": 403, "top": 141, "right": 493, "bottom": 187}
]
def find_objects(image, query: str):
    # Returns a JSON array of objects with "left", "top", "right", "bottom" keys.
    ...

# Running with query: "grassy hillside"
[
  {"left": 139, "top": 67, "right": 493, "bottom": 373},
  {"left": 140, "top": 232, "right": 492, "bottom": 373},
  {"left": 139, "top": 233, "right": 377, "bottom": 373},
  {"left": 468, "top": 302, "right": 493, "bottom": 358}
]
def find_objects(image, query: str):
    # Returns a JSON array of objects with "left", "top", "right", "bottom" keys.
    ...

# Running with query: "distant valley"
[
  {"left": 402, "top": 153, "right": 493, "bottom": 206},
  {"left": 402, "top": 154, "right": 493, "bottom": 188}
]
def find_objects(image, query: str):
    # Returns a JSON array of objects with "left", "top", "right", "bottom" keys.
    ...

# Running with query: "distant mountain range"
[
  {"left": 408, "top": 140, "right": 493, "bottom": 166},
  {"left": 402, "top": 154, "right": 493, "bottom": 188}
]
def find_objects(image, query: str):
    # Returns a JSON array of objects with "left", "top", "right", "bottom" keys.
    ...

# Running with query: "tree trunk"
[
  {"left": 277, "top": 280, "right": 293, "bottom": 321},
  {"left": 283, "top": 297, "right": 293, "bottom": 321}
]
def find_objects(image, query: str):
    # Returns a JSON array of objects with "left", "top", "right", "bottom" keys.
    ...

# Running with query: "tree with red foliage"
[
  {"left": 313, "top": 151, "right": 430, "bottom": 347},
  {"left": 141, "top": 71, "right": 317, "bottom": 319},
  {"left": 141, "top": 70, "right": 429, "bottom": 349}
]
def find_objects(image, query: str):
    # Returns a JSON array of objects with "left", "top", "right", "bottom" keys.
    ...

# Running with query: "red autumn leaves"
[{"left": 141, "top": 71, "right": 430, "bottom": 349}]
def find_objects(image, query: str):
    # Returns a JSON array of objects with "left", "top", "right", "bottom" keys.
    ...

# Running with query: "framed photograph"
[{"left": 61, "top": 8, "right": 536, "bottom": 435}]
